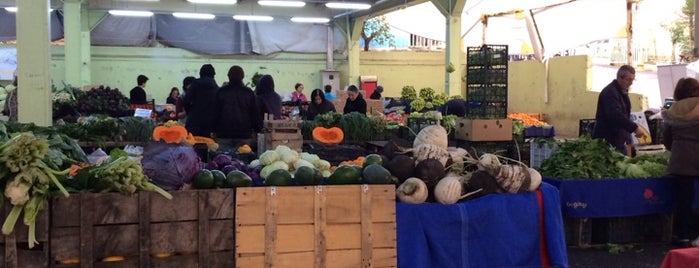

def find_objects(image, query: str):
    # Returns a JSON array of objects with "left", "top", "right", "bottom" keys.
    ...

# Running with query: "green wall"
[{"left": 51, "top": 46, "right": 350, "bottom": 103}]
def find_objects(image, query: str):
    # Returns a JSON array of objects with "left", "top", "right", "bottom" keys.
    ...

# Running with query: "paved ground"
[{"left": 567, "top": 243, "right": 675, "bottom": 268}]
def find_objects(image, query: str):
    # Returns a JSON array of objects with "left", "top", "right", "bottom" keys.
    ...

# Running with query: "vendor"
[{"left": 343, "top": 85, "right": 367, "bottom": 115}]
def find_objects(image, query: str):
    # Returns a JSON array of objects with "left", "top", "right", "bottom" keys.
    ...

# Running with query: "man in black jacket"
[
  {"left": 129, "top": 74, "right": 148, "bottom": 104},
  {"left": 183, "top": 64, "right": 218, "bottom": 137},
  {"left": 592, "top": 64, "right": 645, "bottom": 155},
  {"left": 213, "top": 66, "right": 261, "bottom": 148}
]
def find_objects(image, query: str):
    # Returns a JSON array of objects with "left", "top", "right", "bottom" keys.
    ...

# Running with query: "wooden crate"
[
  {"left": 49, "top": 189, "right": 235, "bottom": 268},
  {"left": 236, "top": 185, "right": 397, "bottom": 268},
  {"left": 1, "top": 200, "right": 49, "bottom": 268}
]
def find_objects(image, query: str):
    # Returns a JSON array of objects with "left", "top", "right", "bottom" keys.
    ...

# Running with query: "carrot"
[{"left": 507, "top": 113, "right": 549, "bottom": 126}]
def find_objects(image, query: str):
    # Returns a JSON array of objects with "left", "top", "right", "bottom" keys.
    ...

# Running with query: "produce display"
[{"left": 537, "top": 136, "right": 668, "bottom": 179}]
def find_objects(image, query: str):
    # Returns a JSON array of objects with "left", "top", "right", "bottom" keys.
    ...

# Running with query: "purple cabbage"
[
  {"left": 205, "top": 161, "right": 219, "bottom": 170},
  {"left": 212, "top": 154, "right": 233, "bottom": 167},
  {"left": 141, "top": 143, "right": 201, "bottom": 191},
  {"left": 221, "top": 164, "right": 238, "bottom": 174}
]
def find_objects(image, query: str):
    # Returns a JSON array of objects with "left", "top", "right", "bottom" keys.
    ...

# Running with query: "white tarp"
[{"left": 386, "top": 0, "right": 681, "bottom": 56}]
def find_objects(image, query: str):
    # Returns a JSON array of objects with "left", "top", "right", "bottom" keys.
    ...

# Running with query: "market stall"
[{"left": 397, "top": 182, "right": 568, "bottom": 268}]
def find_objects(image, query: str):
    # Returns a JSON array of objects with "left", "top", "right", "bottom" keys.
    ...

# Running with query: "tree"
[{"left": 361, "top": 15, "right": 395, "bottom": 51}]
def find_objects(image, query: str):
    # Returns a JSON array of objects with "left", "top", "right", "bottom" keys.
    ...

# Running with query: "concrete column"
[
  {"left": 347, "top": 17, "right": 366, "bottom": 88},
  {"left": 63, "top": 1, "right": 92, "bottom": 87},
  {"left": 16, "top": 0, "right": 52, "bottom": 125},
  {"left": 445, "top": 15, "right": 462, "bottom": 96}
]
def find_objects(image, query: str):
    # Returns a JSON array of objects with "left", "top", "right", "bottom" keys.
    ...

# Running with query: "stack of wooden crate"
[
  {"left": 235, "top": 185, "right": 397, "bottom": 267},
  {"left": 258, "top": 115, "right": 303, "bottom": 154}
]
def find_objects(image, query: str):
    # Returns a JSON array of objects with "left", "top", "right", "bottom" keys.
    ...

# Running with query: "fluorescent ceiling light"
[
  {"left": 291, "top": 17, "right": 330, "bottom": 23},
  {"left": 187, "top": 0, "right": 237, "bottom": 4},
  {"left": 325, "top": 2, "right": 370, "bottom": 9},
  {"left": 258, "top": 0, "right": 305, "bottom": 7},
  {"left": 4, "top": 7, "right": 54, "bottom": 12},
  {"left": 109, "top": 10, "right": 154, "bottom": 17},
  {"left": 173, "top": 12, "right": 216, "bottom": 19},
  {"left": 233, "top": 15, "right": 273, "bottom": 21}
]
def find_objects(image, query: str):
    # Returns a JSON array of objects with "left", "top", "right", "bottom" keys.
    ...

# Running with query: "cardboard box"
[
  {"left": 455, "top": 118, "right": 513, "bottom": 141},
  {"left": 235, "top": 185, "right": 397, "bottom": 268}
]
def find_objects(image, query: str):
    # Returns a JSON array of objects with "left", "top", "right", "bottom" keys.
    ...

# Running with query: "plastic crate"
[
  {"left": 564, "top": 214, "right": 673, "bottom": 247},
  {"left": 466, "top": 45, "right": 509, "bottom": 66},
  {"left": 404, "top": 117, "right": 439, "bottom": 138},
  {"left": 579, "top": 119, "right": 596, "bottom": 137},
  {"left": 466, "top": 85, "right": 508, "bottom": 102},
  {"left": 466, "top": 101, "right": 507, "bottom": 119},
  {"left": 524, "top": 126, "right": 555, "bottom": 138},
  {"left": 529, "top": 140, "right": 558, "bottom": 168},
  {"left": 564, "top": 217, "right": 593, "bottom": 248},
  {"left": 466, "top": 67, "right": 508, "bottom": 84},
  {"left": 648, "top": 119, "right": 664, "bottom": 145}
]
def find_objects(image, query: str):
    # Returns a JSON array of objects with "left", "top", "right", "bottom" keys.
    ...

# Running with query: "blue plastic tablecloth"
[
  {"left": 396, "top": 182, "right": 569, "bottom": 268},
  {"left": 544, "top": 177, "right": 675, "bottom": 218}
]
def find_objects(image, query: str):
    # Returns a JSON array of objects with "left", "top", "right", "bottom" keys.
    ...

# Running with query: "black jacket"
[
  {"left": 343, "top": 95, "right": 367, "bottom": 115},
  {"left": 255, "top": 75, "right": 282, "bottom": 120},
  {"left": 183, "top": 76, "right": 218, "bottom": 136},
  {"left": 130, "top": 86, "right": 147, "bottom": 104},
  {"left": 591, "top": 80, "right": 637, "bottom": 152},
  {"left": 213, "top": 81, "right": 261, "bottom": 139},
  {"left": 306, "top": 100, "right": 336, "bottom": 120}
]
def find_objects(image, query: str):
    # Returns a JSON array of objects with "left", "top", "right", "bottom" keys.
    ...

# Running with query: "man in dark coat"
[
  {"left": 343, "top": 85, "right": 367, "bottom": 115},
  {"left": 213, "top": 66, "right": 261, "bottom": 142},
  {"left": 183, "top": 64, "right": 218, "bottom": 136},
  {"left": 129, "top": 74, "right": 148, "bottom": 104},
  {"left": 591, "top": 64, "right": 645, "bottom": 155}
]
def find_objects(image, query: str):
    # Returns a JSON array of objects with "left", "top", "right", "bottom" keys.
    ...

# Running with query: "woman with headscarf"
[
  {"left": 306, "top": 88, "right": 336, "bottom": 121},
  {"left": 255, "top": 74, "right": 282, "bottom": 120}
]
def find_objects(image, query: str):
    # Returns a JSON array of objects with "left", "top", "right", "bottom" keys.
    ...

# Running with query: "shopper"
[
  {"left": 343, "top": 85, "right": 367, "bottom": 115},
  {"left": 255, "top": 74, "right": 282, "bottom": 120},
  {"left": 662, "top": 77, "right": 699, "bottom": 247},
  {"left": 213, "top": 65, "right": 261, "bottom": 150},
  {"left": 324, "top": 84, "right": 336, "bottom": 101},
  {"left": 129, "top": 74, "right": 149, "bottom": 105},
  {"left": 3, "top": 71, "right": 18, "bottom": 122},
  {"left": 591, "top": 64, "right": 646, "bottom": 155},
  {"left": 166, "top": 87, "right": 180, "bottom": 105},
  {"left": 176, "top": 76, "right": 195, "bottom": 121},
  {"left": 291, "top": 82, "right": 308, "bottom": 103},
  {"left": 182, "top": 64, "right": 218, "bottom": 136},
  {"left": 306, "top": 88, "right": 336, "bottom": 120},
  {"left": 370, "top": 85, "right": 383, "bottom": 100}
]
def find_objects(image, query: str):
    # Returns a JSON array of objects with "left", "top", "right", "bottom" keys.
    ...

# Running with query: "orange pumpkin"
[
  {"left": 312, "top": 127, "right": 344, "bottom": 146},
  {"left": 153, "top": 125, "right": 188, "bottom": 143}
]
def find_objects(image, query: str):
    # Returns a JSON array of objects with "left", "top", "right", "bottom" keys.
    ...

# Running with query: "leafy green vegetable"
[{"left": 538, "top": 136, "right": 625, "bottom": 179}]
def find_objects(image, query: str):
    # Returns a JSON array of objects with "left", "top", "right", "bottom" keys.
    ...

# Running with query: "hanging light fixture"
[
  {"left": 108, "top": 10, "right": 154, "bottom": 17},
  {"left": 258, "top": 0, "right": 305, "bottom": 7},
  {"left": 187, "top": 0, "right": 237, "bottom": 4},
  {"left": 325, "top": 2, "right": 370, "bottom": 9},
  {"left": 172, "top": 12, "right": 216, "bottom": 19},
  {"left": 233, "top": 15, "right": 274, "bottom": 21},
  {"left": 291, "top": 17, "right": 330, "bottom": 23}
]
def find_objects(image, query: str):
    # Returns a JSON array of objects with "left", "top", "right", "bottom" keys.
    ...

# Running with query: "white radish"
[
  {"left": 528, "top": 168, "right": 542, "bottom": 191},
  {"left": 434, "top": 176, "right": 464, "bottom": 205},
  {"left": 413, "top": 125, "right": 448, "bottom": 149},
  {"left": 411, "top": 143, "right": 450, "bottom": 167},
  {"left": 396, "top": 177, "right": 429, "bottom": 204}
]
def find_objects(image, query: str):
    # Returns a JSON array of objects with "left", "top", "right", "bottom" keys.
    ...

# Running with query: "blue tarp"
[
  {"left": 397, "top": 182, "right": 568, "bottom": 268},
  {"left": 544, "top": 177, "right": 675, "bottom": 218}
]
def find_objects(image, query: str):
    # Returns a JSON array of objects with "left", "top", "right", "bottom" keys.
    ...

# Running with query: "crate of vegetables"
[
  {"left": 49, "top": 189, "right": 235, "bottom": 268},
  {"left": 235, "top": 185, "right": 397, "bottom": 268},
  {"left": 1, "top": 201, "right": 49, "bottom": 268}
]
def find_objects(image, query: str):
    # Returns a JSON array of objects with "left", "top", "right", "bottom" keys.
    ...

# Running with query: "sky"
[{"left": 385, "top": 0, "right": 686, "bottom": 56}]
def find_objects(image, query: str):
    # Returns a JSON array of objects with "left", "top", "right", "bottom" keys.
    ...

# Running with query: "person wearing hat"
[
  {"left": 183, "top": 64, "right": 218, "bottom": 136},
  {"left": 370, "top": 85, "right": 383, "bottom": 100}
]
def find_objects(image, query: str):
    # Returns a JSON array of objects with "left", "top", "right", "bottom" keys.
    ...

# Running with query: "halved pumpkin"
[
  {"left": 153, "top": 125, "right": 188, "bottom": 143},
  {"left": 312, "top": 126, "right": 344, "bottom": 146}
]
